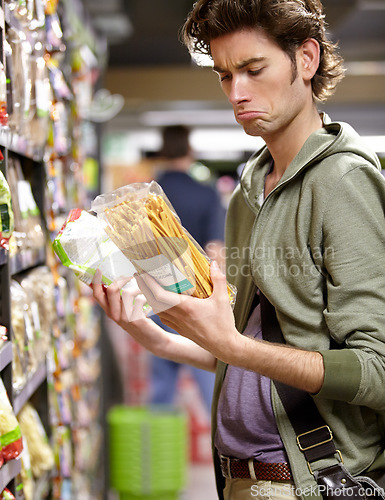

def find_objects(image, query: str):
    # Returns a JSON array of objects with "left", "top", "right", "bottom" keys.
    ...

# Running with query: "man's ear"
[{"left": 299, "top": 38, "right": 320, "bottom": 80}]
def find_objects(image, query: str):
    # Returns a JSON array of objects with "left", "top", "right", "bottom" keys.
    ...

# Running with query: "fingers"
[
  {"left": 131, "top": 294, "right": 148, "bottom": 322},
  {"left": 91, "top": 269, "right": 109, "bottom": 311},
  {"left": 135, "top": 272, "right": 182, "bottom": 313},
  {"left": 210, "top": 260, "right": 228, "bottom": 299},
  {"left": 104, "top": 282, "right": 123, "bottom": 323},
  {"left": 121, "top": 284, "right": 147, "bottom": 322},
  {"left": 92, "top": 269, "right": 147, "bottom": 323}
]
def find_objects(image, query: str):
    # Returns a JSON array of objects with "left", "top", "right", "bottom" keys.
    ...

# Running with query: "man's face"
[{"left": 211, "top": 28, "right": 309, "bottom": 140}]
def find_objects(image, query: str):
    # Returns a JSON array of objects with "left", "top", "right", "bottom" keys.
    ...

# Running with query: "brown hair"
[
  {"left": 180, "top": 0, "right": 345, "bottom": 102},
  {"left": 160, "top": 125, "right": 191, "bottom": 159}
]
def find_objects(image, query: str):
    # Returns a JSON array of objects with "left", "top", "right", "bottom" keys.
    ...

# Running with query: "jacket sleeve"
[{"left": 315, "top": 164, "right": 385, "bottom": 411}]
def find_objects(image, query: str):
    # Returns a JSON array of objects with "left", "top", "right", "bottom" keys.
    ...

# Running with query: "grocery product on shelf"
[
  {"left": 0, "top": 327, "right": 7, "bottom": 349},
  {"left": 0, "top": 169, "right": 14, "bottom": 251},
  {"left": 0, "top": 378, "right": 23, "bottom": 464},
  {"left": 17, "top": 437, "right": 34, "bottom": 500},
  {"left": 17, "top": 403, "right": 54, "bottom": 479},
  {"left": 0, "top": 488, "right": 15, "bottom": 500}
]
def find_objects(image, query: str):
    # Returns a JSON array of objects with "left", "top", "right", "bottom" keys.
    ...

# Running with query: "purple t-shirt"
[{"left": 215, "top": 304, "right": 288, "bottom": 462}]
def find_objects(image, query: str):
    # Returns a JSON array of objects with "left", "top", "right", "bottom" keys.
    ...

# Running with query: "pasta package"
[
  {"left": 53, "top": 209, "right": 142, "bottom": 288},
  {"left": 53, "top": 208, "right": 151, "bottom": 316},
  {"left": 91, "top": 181, "right": 237, "bottom": 306}
]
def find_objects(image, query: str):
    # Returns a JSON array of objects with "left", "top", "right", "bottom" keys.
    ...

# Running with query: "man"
[
  {"left": 150, "top": 124, "right": 225, "bottom": 411},
  {"left": 92, "top": 1, "right": 385, "bottom": 499}
]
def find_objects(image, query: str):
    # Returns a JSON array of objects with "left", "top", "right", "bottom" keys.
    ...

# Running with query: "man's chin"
[{"left": 242, "top": 124, "right": 265, "bottom": 138}]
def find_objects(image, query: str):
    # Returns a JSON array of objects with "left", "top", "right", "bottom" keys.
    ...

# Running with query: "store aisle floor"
[
  {"left": 183, "top": 462, "right": 218, "bottom": 500},
  {"left": 108, "top": 463, "right": 218, "bottom": 499}
]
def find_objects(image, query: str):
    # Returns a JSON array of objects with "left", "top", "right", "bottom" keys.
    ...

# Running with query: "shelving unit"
[
  {"left": 0, "top": 459, "right": 21, "bottom": 493},
  {"left": 0, "top": 0, "right": 107, "bottom": 498}
]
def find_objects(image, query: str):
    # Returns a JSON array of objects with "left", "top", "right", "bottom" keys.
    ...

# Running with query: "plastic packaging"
[
  {"left": 17, "top": 403, "right": 55, "bottom": 478},
  {"left": 0, "top": 169, "right": 14, "bottom": 250},
  {"left": 54, "top": 182, "right": 237, "bottom": 320},
  {"left": 10, "top": 279, "right": 29, "bottom": 391},
  {"left": 91, "top": 181, "right": 237, "bottom": 305},
  {"left": 18, "top": 437, "right": 34, "bottom": 500},
  {"left": 53, "top": 209, "right": 146, "bottom": 305},
  {"left": 0, "top": 378, "right": 23, "bottom": 463},
  {"left": 0, "top": 489, "right": 16, "bottom": 500}
]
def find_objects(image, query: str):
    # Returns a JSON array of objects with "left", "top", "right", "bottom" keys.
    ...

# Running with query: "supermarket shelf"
[
  {"left": 0, "top": 127, "right": 44, "bottom": 163},
  {"left": 0, "top": 247, "right": 7, "bottom": 266},
  {"left": 10, "top": 247, "right": 46, "bottom": 276},
  {"left": 0, "top": 341, "right": 12, "bottom": 371},
  {"left": 0, "top": 458, "right": 21, "bottom": 492},
  {"left": 13, "top": 363, "right": 47, "bottom": 415}
]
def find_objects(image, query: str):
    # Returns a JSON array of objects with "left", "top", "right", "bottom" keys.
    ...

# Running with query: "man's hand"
[
  {"left": 135, "top": 262, "right": 324, "bottom": 393},
  {"left": 135, "top": 261, "right": 239, "bottom": 363},
  {"left": 91, "top": 268, "right": 217, "bottom": 371},
  {"left": 91, "top": 271, "right": 148, "bottom": 325}
]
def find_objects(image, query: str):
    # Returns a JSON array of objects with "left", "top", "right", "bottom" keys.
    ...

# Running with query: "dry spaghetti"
[{"left": 97, "top": 183, "right": 236, "bottom": 303}]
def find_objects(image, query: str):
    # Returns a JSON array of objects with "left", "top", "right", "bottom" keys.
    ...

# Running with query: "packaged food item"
[
  {"left": 0, "top": 326, "right": 7, "bottom": 348},
  {"left": 17, "top": 403, "right": 54, "bottom": 478},
  {"left": 53, "top": 208, "right": 148, "bottom": 310},
  {"left": 6, "top": 27, "right": 29, "bottom": 135},
  {"left": 0, "top": 62, "right": 8, "bottom": 126},
  {"left": 7, "top": 156, "right": 45, "bottom": 254},
  {"left": 17, "top": 437, "right": 34, "bottom": 500},
  {"left": 20, "top": 266, "right": 56, "bottom": 357},
  {"left": 10, "top": 280, "right": 29, "bottom": 391},
  {"left": 11, "top": 279, "right": 41, "bottom": 391},
  {"left": 91, "top": 181, "right": 237, "bottom": 304},
  {"left": 54, "top": 182, "right": 237, "bottom": 320},
  {"left": 0, "top": 489, "right": 16, "bottom": 500},
  {"left": 0, "top": 169, "right": 14, "bottom": 250},
  {"left": 26, "top": 54, "right": 52, "bottom": 152},
  {"left": 0, "top": 378, "right": 23, "bottom": 463}
]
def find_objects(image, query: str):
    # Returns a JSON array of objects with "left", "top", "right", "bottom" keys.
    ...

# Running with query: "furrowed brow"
[
  {"left": 213, "top": 57, "right": 266, "bottom": 74},
  {"left": 236, "top": 57, "right": 266, "bottom": 69}
]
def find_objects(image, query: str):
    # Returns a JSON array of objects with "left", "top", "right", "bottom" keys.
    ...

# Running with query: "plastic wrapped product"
[
  {"left": 18, "top": 437, "right": 34, "bottom": 500},
  {"left": 0, "top": 62, "right": 8, "bottom": 126},
  {"left": 0, "top": 326, "right": 7, "bottom": 348},
  {"left": 17, "top": 403, "right": 54, "bottom": 478},
  {"left": 7, "top": 157, "right": 29, "bottom": 256},
  {"left": 10, "top": 280, "right": 29, "bottom": 391},
  {"left": 53, "top": 208, "right": 150, "bottom": 314},
  {"left": 91, "top": 181, "right": 237, "bottom": 304},
  {"left": 27, "top": 55, "right": 51, "bottom": 150},
  {"left": 20, "top": 266, "right": 56, "bottom": 357},
  {"left": 0, "top": 378, "right": 23, "bottom": 463},
  {"left": 11, "top": 279, "right": 40, "bottom": 390},
  {"left": 0, "top": 489, "right": 16, "bottom": 500},
  {"left": 6, "top": 27, "right": 30, "bottom": 135},
  {"left": 0, "top": 169, "right": 14, "bottom": 250}
]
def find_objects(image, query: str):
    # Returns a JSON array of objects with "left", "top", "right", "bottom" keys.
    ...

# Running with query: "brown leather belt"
[{"left": 220, "top": 455, "right": 292, "bottom": 481}]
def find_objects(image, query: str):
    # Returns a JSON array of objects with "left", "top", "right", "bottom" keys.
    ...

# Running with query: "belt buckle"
[{"left": 220, "top": 455, "right": 232, "bottom": 479}]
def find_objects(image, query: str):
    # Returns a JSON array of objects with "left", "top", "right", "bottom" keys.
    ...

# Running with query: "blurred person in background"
[{"left": 149, "top": 124, "right": 226, "bottom": 411}]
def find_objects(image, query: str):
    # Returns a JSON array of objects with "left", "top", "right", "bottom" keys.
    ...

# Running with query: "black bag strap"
[{"left": 259, "top": 291, "right": 339, "bottom": 465}]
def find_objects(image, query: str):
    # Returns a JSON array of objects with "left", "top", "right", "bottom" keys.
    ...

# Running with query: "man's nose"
[{"left": 228, "top": 77, "right": 250, "bottom": 105}]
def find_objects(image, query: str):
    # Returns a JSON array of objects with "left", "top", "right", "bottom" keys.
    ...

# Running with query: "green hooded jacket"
[{"left": 212, "top": 116, "right": 385, "bottom": 498}]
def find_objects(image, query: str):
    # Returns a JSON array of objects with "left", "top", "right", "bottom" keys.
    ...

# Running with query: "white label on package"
[{"left": 133, "top": 254, "right": 194, "bottom": 294}]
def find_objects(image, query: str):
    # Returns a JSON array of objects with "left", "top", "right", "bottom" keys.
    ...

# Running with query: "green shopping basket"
[{"left": 107, "top": 405, "right": 188, "bottom": 499}]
